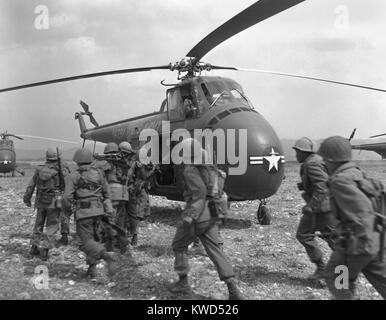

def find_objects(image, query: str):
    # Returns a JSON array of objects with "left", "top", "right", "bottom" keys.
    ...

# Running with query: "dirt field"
[{"left": 0, "top": 161, "right": 384, "bottom": 300}]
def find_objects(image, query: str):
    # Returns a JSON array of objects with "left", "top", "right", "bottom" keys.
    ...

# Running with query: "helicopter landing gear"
[
  {"left": 11, "top": 170, "right": 15, "bottom": 177},
  {"left": 257, "top": 200, "right": 272, "bottom": 225}
]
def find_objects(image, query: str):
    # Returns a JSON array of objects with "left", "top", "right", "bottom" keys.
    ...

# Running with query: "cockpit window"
[{"left": 201, "top": 81, "right": 253, "bottom": 108}]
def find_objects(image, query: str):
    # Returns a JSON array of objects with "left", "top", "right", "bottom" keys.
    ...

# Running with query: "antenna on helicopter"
[{"left": 349, "top": 128, "right": 356, "bottom": 141}]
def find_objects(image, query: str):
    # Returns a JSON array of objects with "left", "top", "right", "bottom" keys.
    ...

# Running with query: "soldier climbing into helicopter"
[
  {"left": 119, "top": 141, "right": 156, "bottom": 246},
  {"left": 93, "top": 142, "right": 130, "bottom": 255}
]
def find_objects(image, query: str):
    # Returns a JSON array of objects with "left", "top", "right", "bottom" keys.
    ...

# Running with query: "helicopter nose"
[
  {"left": 211, "top": 108, "right": 285, "bottom": 200},
  {"left": 0, "top": 150, "right": 15, "bottom": 172}
]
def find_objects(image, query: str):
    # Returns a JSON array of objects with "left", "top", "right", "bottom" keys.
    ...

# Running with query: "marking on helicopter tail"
[
  {"left": 1, "top": 160, "right": 11, "bottom": 165},
  {"left": 249, "top": 148, "right": 285, "bottom": 173}
]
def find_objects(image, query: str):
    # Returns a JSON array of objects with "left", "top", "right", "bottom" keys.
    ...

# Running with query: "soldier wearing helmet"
[
  {"left": 23, "top": 147, "right": 70, "bottom": 260},
  {"left": 318, "top": 136, "right": 386, "bottom": 299},
  {"left": 118, "top": 141, "right": 151, "bottom": 246},
  {"left": 167, "top": 137, "right": 243, "bottom": 300},
  {"left": 62, "top": 148, "right": 117, "bottom": 279},
  {"left": 93, "top": 142, "right": 129, "bottom": 254},
  {"left": 293, "top": 137, "right": 337, "bottom": 282}
]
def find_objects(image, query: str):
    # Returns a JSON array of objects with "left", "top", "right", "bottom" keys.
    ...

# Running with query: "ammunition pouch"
[
  {"left": 208, "top": 198, "right": 218, "bottom": 219},
  {"left": 54, "top": 193, "right": 63, "bottom": 209},
  {"left": 39, "top": 191, "right": 55, "bottom": 204},
  {"left": 75, "top": 197, "right": 104, "bottom": 220},
  {"left": 207, "top": 193, "right": 228, "bottom": 220}
]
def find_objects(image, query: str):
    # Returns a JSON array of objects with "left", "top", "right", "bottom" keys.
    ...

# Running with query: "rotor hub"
[{"left": 169, "top": 57, "right": 212, "bottom": 77}]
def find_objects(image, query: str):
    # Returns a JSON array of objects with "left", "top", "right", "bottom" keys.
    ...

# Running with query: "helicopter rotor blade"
[
  {"left": 370, "top": 133, "right": 386, "bottom": 138},
  {"left": 3, "top": 133, "right": 24, "bottom": 140},
  {"left": 17, "top": 135, "right": 80, "bottom": 145},
  {"left": 187, "top": 0, "right": 305, "bottom": 61},
  {"left": 348, "top": 128, "right": 356, "bottom": 141},
  {"left": 0, "top": 65, "right": 170, "bottom": 93},
  {"left": 80, "top": 100, "right": 90, "bottom": 114},
  {"left": 217, "top": 67, "right": 386, "bottom": 93}
]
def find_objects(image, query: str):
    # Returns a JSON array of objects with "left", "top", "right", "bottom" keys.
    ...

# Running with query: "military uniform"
[
  {"left": 169, "top": 162, "right": 242, "bottom": 299},
  {"left": 296, "top": 153, "right": 337, "bottom": 269},
  {"left": 95, "top": 157, "right": 129, "bottom": 254},
  {"left": 324, "top": 162, "right": 386, "bottom": 299},
  {"left": 63, "top": 158, "right": 117, "bottom": 277},
  {"left": 124, "top": 153, "right": 153, "bottom": 245},
  {"left": 24, "top": 160, "right": 64, "bottom": 259}
]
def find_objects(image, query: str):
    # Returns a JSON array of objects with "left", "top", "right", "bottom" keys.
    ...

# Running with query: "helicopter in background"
[
  {"left": 0, "top": 0, "right": 385, "bottom": 219},
  {"left": 0, "top": 132, "right": 25, "bottom": 177},
  {"left": 351, "top": 130, "right": 386, "bottom": 159}
]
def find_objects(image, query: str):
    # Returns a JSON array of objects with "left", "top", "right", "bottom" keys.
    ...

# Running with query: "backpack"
[
  {"left": 356, "top": 173, "right": 386, "bottom": 260},
  {"left": 37, "top": 165, "right": 58, "bottom": 192}
]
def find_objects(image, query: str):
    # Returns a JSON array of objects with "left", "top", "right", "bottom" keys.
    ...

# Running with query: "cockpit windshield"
[{"left": 201, "top": 80, "right": 254, "bottom": 109}]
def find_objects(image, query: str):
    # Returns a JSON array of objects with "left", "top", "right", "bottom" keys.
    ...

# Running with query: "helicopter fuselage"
[
  {"left": 78, "top": 76, "right": 285, "bottom": 201},
  {"left": 0, "top": 140, "right": 16, "bottom": 173}
]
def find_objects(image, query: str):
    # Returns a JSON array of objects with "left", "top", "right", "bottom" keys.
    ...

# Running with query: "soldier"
[
  {"left": 119, "top": 141, "right": 142, "bottom": 246},
  {"left": 293, "top": 137, "right": 337, "bottom": 281},
  {"left": 318, "top": 136, "right": 386, "bottom": 299},
  {"left": 96, "top": 142, "right": 129, "bottom": 254},
  {"left": 63, "top": 148, "right": 117, "bottom": 279},
  {"left": 23, "top": 148, "right": 66, "bottom": 260},
  {"left": 167, "top": 138, "right": 243, "bottom": 300}
]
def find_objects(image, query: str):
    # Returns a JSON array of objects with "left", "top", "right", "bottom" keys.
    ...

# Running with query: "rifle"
[
  {"left": 56, "top": 147, "right": 65, "bottom": 209},
  {"left": 101, "top": 215, "right": 127, "bottom": 237}
]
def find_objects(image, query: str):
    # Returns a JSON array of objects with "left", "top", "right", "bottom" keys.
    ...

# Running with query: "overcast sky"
[{"left": 0, "top": 0, "right": 385, "bottom": 150}]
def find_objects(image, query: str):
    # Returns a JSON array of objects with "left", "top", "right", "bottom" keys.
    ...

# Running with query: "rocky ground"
[{"left": 0, "top": 161, "right": 384, "bottom": 300}]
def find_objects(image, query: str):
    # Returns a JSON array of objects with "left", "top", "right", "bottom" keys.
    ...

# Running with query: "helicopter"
[
  {"left": 0, "top": 132, "right": 25, "bottom": 177},
  {"left": 0, "top": 0, "right": 385, "bottom": 217},
  {"left": 351, "top": 131, "right": 386, "bottom": 159}
]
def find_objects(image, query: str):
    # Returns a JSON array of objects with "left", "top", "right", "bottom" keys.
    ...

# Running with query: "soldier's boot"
[
  {"left": 308, "top": 260, "right": 326, "bottom": 281},
  {"left": 86, "top": 264, "right": 97, "bottom": 279},
  {"left": 101, "top": 251, "right": 118, "bottom": 277},
  {"left": 29, "top": 245, "right": 40, "bottom": 256},
  {"left": 225, "top": 277, "right": 243, "bottom": 300},
  {"left": 167, "top": 275, "right": 192, "bottom": 294},
  {"left": 60, "top": 234, "right": 69, "bottom": 246},
  {"left": 131, "top": 234, "right": 138, "bottom": 246},
  {"left": 40, "top": 248, "right": 49, "bottom": 261}
]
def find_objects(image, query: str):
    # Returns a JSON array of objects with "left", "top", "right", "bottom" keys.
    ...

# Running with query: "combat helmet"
[
  {"left": 292, "top": 137, "right": 315, "bottom": 153},
  {"left": 118, "top": 141, "right": 134, "bottom": 154},
  {"left": 46, "top": 148, "right": 58, "bottom": 161},
  {"left": 175, "top": 137, "right": 209, "bottom": 164},
  {"left": 318, "top": 136, "right": 352, "bottom": 162},
  {"left": 73, "top": 148, "right": 93, "bottom": 164},
  {"left": 104, "top": 142, "right": 119, "bottom": 154}
]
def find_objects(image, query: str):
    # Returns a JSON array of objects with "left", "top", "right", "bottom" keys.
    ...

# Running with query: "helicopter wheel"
[{"left": 257, "top": 200, "right": 272, "bottom": 225}]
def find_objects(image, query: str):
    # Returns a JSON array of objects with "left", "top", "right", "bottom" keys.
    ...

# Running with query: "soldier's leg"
[
  {"left": 30, "top": 208, "right": 45, "bottom": 255},
  {"left": 115, "top": 201, "right": 129, "bottom": 254},
  {"left": 76, "top": 217, "right": 117, "bottom": 277},
  {"left": 296, "top": 213, "right": 325, "bottom": 279},
  {"left": 325, "top": 251, "right": 369, "bottom": 299},
  {"left": 198, "top": 221, "right": 234, "bottom": 280},
  {"left": 361, "top": 252, "right": 386, "bottom": 299},
  {"left": 59, "top": 207, "right": 71, "bottom": 245},
  {"left": 316, "top": 212, "right": 338, "bottom": 251},
  {"left": 127, "top": 198, "right": 139, "bottom": 245},
  {"left": 168, "top": 221, "right": 196, "bottom": 293},
  {"left": 198, "top": 221, "right": 242, "bottom": 299},
  {"left": 45, "top": 208, "right": 60, "bottom": 247}
]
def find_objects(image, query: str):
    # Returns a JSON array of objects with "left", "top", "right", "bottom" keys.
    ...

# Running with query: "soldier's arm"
[
  {"left": 23, "top": 170, "right": 38, "bottom": 204},
  {"left": 330, "top": 176, "right": 372, "bottom": 227},
  {"left": 306, "top": 161, "right": 329, "bottom": 210},
  {"left": 100, "top": 170, "right": 111, "bottom": 200}
]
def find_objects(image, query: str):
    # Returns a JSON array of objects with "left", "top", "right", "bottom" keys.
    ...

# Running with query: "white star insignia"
[
  {"left": 2, "top": 160, "right": 11, "bottom": 165},
  {"left": 249, "top": 148, "right": 285, "bottom": 172},
  {"left": 264, "top": 148, "right": 281, "bottom": 172}
]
